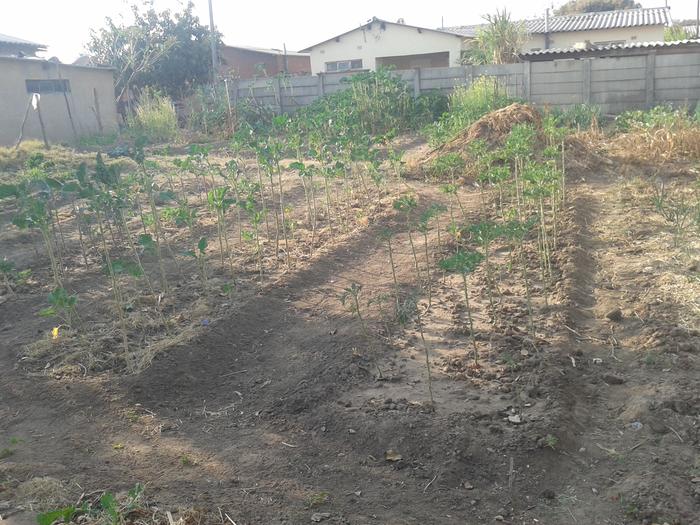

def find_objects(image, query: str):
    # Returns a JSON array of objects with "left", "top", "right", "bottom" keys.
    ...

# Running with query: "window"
[
  {"left": 325, "top": 59, "right": 363, "bottom": 72},
  {"left": 25, "top": 79, "right": 71, "bottom": 94}
]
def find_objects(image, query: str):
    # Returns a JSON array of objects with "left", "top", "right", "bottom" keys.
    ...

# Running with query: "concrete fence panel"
[{"left": 228, "top": 48, "right": 700, "bottom": 117}]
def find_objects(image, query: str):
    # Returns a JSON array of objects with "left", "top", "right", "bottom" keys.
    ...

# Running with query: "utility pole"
[{"left": 208, "top": 0, "right": 219, "bottom": 82}]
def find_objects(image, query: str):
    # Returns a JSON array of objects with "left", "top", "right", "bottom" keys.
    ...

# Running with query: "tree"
[
  {"left": 664, "top": 25, "right": 691, "bottom": 41},
  {"left": 462, "top": 9, "right": 527, "bottom": 65},
  {"left": 555, "top": 0, "right": 641, "bottom": 16},
  {"left": 87, "top": 1, "right": 217, "bottom": 104}
]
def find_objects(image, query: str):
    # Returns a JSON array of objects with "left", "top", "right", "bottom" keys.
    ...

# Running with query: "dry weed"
[
  {"left": 607, "top": 124, "right": 700, "bottom": 163},
  {"left": 16, "top": 477, "right": 71, "bottom": 512}
]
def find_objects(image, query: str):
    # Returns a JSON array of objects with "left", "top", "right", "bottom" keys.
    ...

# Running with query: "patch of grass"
[
  {"left": 0, "top": 448, "right": 13, "bottom": 460},
  {"left": 126, "top": 88, "right": 179, "bottom": 144},
  {"left": 615, "top": 104, "right": 692, "bottom": 132},
  {"left": 423, "top": 77, "right": 513, "bottom": 147},
  {"left": 306, "top": 491, "right": 330, "bottom": 508},
  {"left": 550, "top": 104, "right": 600, "bottom": 130},
  {"left": 544, "top": 434, "right": 559, "bottom": 450}
]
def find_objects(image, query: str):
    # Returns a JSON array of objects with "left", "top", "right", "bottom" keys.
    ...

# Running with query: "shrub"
[
  {"left": 551, "top": 104, "right": 601, "bottom": 130},
  {"left": 126, "top": 89, "right": 179, "bottom": 144},
  {"left": 411, "top": 91, "right": 449, "bottom": 128},
  {"left": 424, "top": 77, "right": 512, "bottom": 147},
  {"left": 615, "top": 105, "right": 692, "bottom": 132},
  {"left": 185, "top": 83, "right": 232, "bottom": 136}
]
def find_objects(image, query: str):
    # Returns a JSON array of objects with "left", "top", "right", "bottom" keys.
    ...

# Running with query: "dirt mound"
[{"left": 419, "top": 103, "right": 542, "bottom": 169}]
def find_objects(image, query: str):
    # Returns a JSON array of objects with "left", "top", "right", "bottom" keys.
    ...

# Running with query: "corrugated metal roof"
[
  {"left": 442, "top": 7, "right": 671, "bottom": 37},
  {"left": 527, "top": 6, "right": 670, "bottom": 33},
  {"left": 519, "top": 39, "right": 700, "bottom": 58},
  {"left": 222, "top": 44, "right": 309, "bottom": 57},
  {"left": 0, "top": 33, "right": 44, "bottom": 48}
]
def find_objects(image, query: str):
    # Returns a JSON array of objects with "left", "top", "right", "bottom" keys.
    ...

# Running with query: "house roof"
[
  {"left": 222, "top": 44, "right": 309, "bottom": 57},
  {"left": 299, "top": 17, "right": 464, "bottom": 53},
  {"left": 442, "top": 7, "right": 671, "bottom": 37},
  {"left": 519, "top": 38, "right": 700, "bottom": 60},
  {"left": 0, "top": 32, "right": 45, "bottom": 49}
]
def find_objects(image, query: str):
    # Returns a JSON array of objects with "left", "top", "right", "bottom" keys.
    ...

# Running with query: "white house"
[
  {"left": 299, "top": 18, "right": 467, "bottom": 75},
  {"left": 300, "top": 8, "right": 672, "bottom": 74},
  {"left": 443, "top": 7, "right": 671, "bottom": 53}
]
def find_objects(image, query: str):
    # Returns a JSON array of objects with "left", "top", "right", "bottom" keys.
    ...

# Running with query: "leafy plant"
[
  {"left": 38, "top": 287, "right": 79, "bottom": 327},
  {"left": 468, "top": 221, "right": 503, "bottom": 312},
  {"left": 440, "top": 250, "right": 484, "bottom": 365},
  {"left": 393, "top": 195, "right": 421, "bottom": 280},
  {"left": 652, "top": 181, "right": 697, "bottom": 247}
]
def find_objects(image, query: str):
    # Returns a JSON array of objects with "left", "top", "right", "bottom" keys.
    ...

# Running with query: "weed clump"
[{"left": 126, "top": 88, "right": 179, "bottom": 144}]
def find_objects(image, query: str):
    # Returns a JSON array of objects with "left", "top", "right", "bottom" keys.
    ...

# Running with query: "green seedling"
[
  {"left": 652, "top": 181, "right": 697, "bottom": 248},
  {"left": 393, "top": 195, "right": 421, "bottom": 280},
  {"left": 207, "top": 186, "right": 236, "bottom": 275},
  {"left": 440, "top": 250, "right": 484, "bottom": 365},
  {"left": 468, "top": 221, "right": 503, "bottom": 312},
  {"left": 39, "top": 287, "right": 79, "bottom": 328}
]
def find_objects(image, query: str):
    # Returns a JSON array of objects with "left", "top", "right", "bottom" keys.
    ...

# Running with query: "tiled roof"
[
  {"left": 0, "top": 33, "right": 44, "bottom": 48},
  {"left": 519, "top": 39, "right": 700, "bottom": 58},
  {"left": 442, "top": 7, "right": 671, "bottom": 37}
]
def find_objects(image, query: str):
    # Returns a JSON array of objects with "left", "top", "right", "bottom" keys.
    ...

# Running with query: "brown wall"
[{"left": 219, "top": 47, "right": 311, "bottom": 79}]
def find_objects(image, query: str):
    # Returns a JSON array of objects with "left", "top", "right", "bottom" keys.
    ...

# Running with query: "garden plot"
[{"left": 1, "top": 98, "right": 699, "bottom": 523}]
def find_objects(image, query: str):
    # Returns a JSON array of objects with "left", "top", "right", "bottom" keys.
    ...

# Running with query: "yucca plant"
[{"left": 462, "top": 9, "right": 527, "bottom": 65}]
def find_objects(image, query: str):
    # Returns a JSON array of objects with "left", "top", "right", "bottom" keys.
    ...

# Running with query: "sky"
[{"left": 3, "top": 0, "right": 699, "bottom": 63}]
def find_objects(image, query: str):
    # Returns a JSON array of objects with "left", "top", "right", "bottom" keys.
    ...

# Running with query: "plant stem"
[{"left": 461, "top": 272, "right": 478, "bottom": 366}]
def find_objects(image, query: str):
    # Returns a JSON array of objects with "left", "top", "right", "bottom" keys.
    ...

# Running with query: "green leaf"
[
  {"left": 44, "top": 178, "right": 63, "bottom": 190},
  {"left": 60, "top": 181, "right": 81, "bottom": 194},
  {"left": 38, "top": 306, "right": 57, "bottom": 317},
  {"left": 183, "top": 250, "right": 196, "bottom": 258},
  {"left": 197, "top": 237, "right": 207, "bottom": 254},
  {"left": 0, "top": 183, "right": 19, "bottom": 199},
  {"left": 100, "top": 492, "right": 119, "bottom": 523},
  {"left": 138, "top": 234, "right": 156, "bottom": 252},
  {"left": 439, "top": 250, "right": 484, "bottom": 275},
  {"left": 111, "top": 259, "right": 143, "bottom": 277},
  {"left": 157, "top": 190, "right": 177, "bottom": 203},
  {"left": 36, "top": 506, "right": 76, "bottom": 525}
]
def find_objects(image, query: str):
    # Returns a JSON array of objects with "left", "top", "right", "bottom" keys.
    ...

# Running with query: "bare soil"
[{"left": 0, "top": 137, "right": 698, "bottom": 525}]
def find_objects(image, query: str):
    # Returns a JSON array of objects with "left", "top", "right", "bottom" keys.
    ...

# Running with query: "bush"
[
  {"left": 184, "top": 84, "right": 232, "bottom": 136},
  {"left": 126, "top": 89, "right": 179, "bottom": 144},
  {"left": 411, "top": 91, "right": 449, "bottom": 129},
  {"left": 423, "top": 77, "right": 512, "bottom": 147},
  {"left": 551, "top": 104, "right": 601, "bottom": 130},
  {"left": 615, "top": 105, "right": 693, "bottom": 132}
]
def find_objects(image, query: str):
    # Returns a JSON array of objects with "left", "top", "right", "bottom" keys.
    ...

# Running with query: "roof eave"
[{"left": 299, "top": 18, "right": 465, "bottom": 53}]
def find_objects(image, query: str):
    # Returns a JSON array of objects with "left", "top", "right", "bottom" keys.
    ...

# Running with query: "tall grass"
[
  {"left": 126, "top": 89, "right": 179, "bottom": 144},
  {"left": 424, "top": 77, "right": 512, "bottom": 147}
]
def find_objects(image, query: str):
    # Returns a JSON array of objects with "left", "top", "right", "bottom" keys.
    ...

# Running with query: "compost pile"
[{"left": 420, "top": 103, "right": 543, "bottom": 168}]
